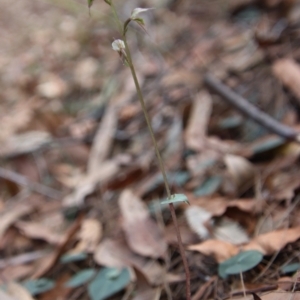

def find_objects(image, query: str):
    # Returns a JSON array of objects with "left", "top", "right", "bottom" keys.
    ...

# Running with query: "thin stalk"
[
  {"left": 109, "top": 3, "right": 191, "bottom": 298},
  {"left": 125, "top": 44, "right": 191, "bottom": 299}
]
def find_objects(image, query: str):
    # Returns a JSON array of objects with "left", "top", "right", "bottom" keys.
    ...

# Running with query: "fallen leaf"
[
  {"left": 6, "top": 281, "right": 36, "bottom": 300},
  {"left": 0, "top": 289, "right": 17, "bottom": 300},
  {"left": 273, "top": 58, "right": 300, "bottom": 103},
  {"left": 185, "top": 206, "right": 212, "bottom": 239},
  {"left": 70, "top": 218, "right": 102, "bottom": 253},
  {"left": 0, "top": 203, "right": 34, "bottom": 241},
  {"left": 213, "top": 217, "right": 249, "bottom": 245},
  {"left": 224, "top": 154, "right": 255, "bottom": 192},
  {"left": 188, "top": 239, "right": 239, "bottom": 263},
  {"left": 63, "top": 160, "right": 119, "bottom": 207},
  {"left": 94, "top": 238, "right": 165, "bottom": 285},
  {"left": 185, "top": 91, "right": 212, "bottom": 151},
  {"left": 242, "top": 227, "right": 300, "bottom": 255},
  {"left": 260, "top": 291, "right": 300, "bottom": 300},
  {"left": 119, "top": 189, "right": 167, "bottom": 258},
  {"left": 0, "top": 265, "right": 34, "bottom": 283},
  {"left": 15, "top": 221, "right": 64, "bottom": 245},
  {"left": 0, "top": 131, "right": 51, "bottom": 158}
]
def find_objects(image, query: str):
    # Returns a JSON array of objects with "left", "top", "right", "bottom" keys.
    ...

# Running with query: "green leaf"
[
  {"left": 22, "top": 278, "right": 55, "bottom": 296},
  {"left": 161, "top": 194, "right": 189, "bottom": 205},
  {"left": 88, "top": 0, "right": 94, "bottom": 8},
  {"left": 281, "top": 263, "right": 300, "bottom": 274},
  {"left": 88, "top": 267, "right": 130, "bottom": 300},
  {"left": 65, "top": 269, "right": 96, "bottom": 288},
  {"left": 251, "top": 137, "right": 285, "bottom": 155},
  {"left": 194, "top": 176, "right": 222, "bottom": 197},
  {"left": 104, "top": 0, "right": 111, "bottom": 5},
  {"left": 60, "top": 252, "right": 88, "bottom": 264},
  {"left": 218, "top": 250, "right": 263, "bottom": 278}
]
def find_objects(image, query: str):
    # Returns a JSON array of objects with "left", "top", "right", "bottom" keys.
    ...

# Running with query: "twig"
[
  {"left": 0, "top": 167, "right": 62, "bottom": 200},
  {"left": 204, "top": 73, "right": 300, "bottom": 142}
]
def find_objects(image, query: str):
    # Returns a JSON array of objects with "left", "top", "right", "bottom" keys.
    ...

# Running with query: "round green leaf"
[
  {"left": 65, "top": 269, "right": 96, "bottom": 288},
  {"left": 218, "top": 250, "right": 263, "bottom": 278},
  {"left": 22, "top": 278, "right": 55, "bottom": 296},
  {"left": 281, "top": 263, "right": 300, "bottom": 274},
  {"left": 88, "top": 267, "right": 130, "bottom": 300},
  {"left": 60, "top": 252, "right": 87, "bottom": 264}
]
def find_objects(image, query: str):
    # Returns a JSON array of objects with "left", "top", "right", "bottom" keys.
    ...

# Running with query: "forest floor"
[{"left": 1, "top": 0, "right": 300, "bottom": 299}]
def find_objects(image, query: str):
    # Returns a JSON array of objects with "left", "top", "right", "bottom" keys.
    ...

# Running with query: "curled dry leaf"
[
  {"left": 94, "top": 238, "right": 165, "bottom": 285},
  {"left": 119, "top": 189, "right": 167, "bottom": 258},
  {"left": 242, "top": 226, "right": 300, "bottom": 255},
  {"left": 188, "top": 240, "right": 239, "bottom": 263},
  {"left": 70, "top": 218, "right": 102, "bottom": 253}
]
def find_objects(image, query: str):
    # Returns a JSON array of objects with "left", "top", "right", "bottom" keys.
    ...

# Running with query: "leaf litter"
[{"left": 2, "top": 0, "right": 300, "bottom": 299}]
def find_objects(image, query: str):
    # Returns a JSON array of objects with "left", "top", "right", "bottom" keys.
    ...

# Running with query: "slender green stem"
[
  {"left": 109, "top": 3, "right": 191, "bottom": 299},
  {"left": 123, "top": 38, "right": 191, "bottom": 300}
]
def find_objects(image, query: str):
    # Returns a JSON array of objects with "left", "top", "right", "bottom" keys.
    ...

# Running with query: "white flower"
[
  {"left": 112, "top": 39, "right": 125, "bottom": 52},
  {"left": 131, "top": 7, "right": 154, "bottom": 20}
]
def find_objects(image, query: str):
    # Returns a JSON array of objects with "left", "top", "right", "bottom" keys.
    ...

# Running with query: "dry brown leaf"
[
  {"left": 119, "top": 189, "right": 167, "bottom": 258},
  {"left": 1, "top": 265, "right": 34, "bottom": 283},
  {"left": 63, "top": 160, "right": 119, "bottom": 207},
  {"left": 94, "top": 238, "right": 165, "bottom": 285},
  {"left": 260, "top": 291, "right": 300, "bottom": 300},
  {"left": 70, "top": 218, "right": 102, "bottom": 253},
  {"left": 15, "top": 221, "right": 64, "bottom": 245},
  {"left": 187, "top": 239, "right": 239, "bottom": 263},
  {"left": 0, "top": 289, "right": 17, "bottom": 300},
  {"left": 273, "top": 58, "right": 300, "bottom": 102},
  {"left": 0, "top": 131, "right": 51, "bottom": 158},
  {"left": 185, "top": 206, "right": 212, "bottom": 239},
  {"left": 6, "top": 281, "right": 36, "bottom": 300},
  {"left": 242, "top": 227, "right": 300, "bottom": 255},
  {"left": 74, "top": 57, "right": 99, "bottom": 89},
  {"left": 224, "top": 154, "right": 255, "bottom": 191},
  {"left": 0, "top": 203, "right": 33, "bottom": 241},
  {"left": 185, "top": 91, "right": 212, "bottom": 151},
  {"left": 88, "top": 105, "right": 117, "bottom": 174},
  {"left": 213, "top": 218, "right": 249, "bottom": 245}
]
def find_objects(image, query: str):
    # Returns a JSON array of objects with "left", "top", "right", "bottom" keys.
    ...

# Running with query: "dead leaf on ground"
[
  {"left": 69, "top": 218, "right": 102, "bottom": 253},
  {"left": 185, "top": 91, "right": 212, "bottom": 151},
  {"left": 0, "top": 289, "right": 17, "bottom": 300},
  {"left": 273, "top": 58, "right": 300, "bottom": 103},
  {"left": 119, "top": 189, "right": 167, "bottom": 259},
  {"left": 224, "top": 154, "right": 255, "bottom": 193},
  {"left": 94, "top": 238, "right": 166, "bottom": 285},
  {"left": 15, "top": 221, "right": 64, "bottom": 245},
  {"left": 0, "top": 265, "right": 34, "bottom": 283},
  {"left": 260, "top": 291, "right": 300, "bottom": 300},
  {"left": 0, "top": 131, "right": 51, "bottom": 158},
  {"left": 242, "top": 226, "right": 300, "bottom": 255},
  {"left": 185, "top": 206, "right": 212, "bottom": 239},
  {"left": 6, "top": 281, "right": 36, "bottom": 300},
  {"left": 0, "top": 203, "right": 34, "bottom": 241},
  {"left": 187, "top": 239, "right": 239, "bottom": 263},
  {"left": 63, "top": 160, "right": 119, "bottom": 208}
]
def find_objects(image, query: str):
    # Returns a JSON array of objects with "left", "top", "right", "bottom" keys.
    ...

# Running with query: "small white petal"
[
  {"left": 112, "top": 39, "right": 125, "bottom": 52},
  {"left": 131, "top": 7, "right": 154, "bottom": 19}
]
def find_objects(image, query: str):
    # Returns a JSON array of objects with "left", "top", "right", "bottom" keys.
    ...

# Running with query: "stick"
[
  {"left": 204, "top": 73, "right": 300, "bottom": 142},
  {"left": 0, "top": 167, "right": 62, "bottom": 200}
]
